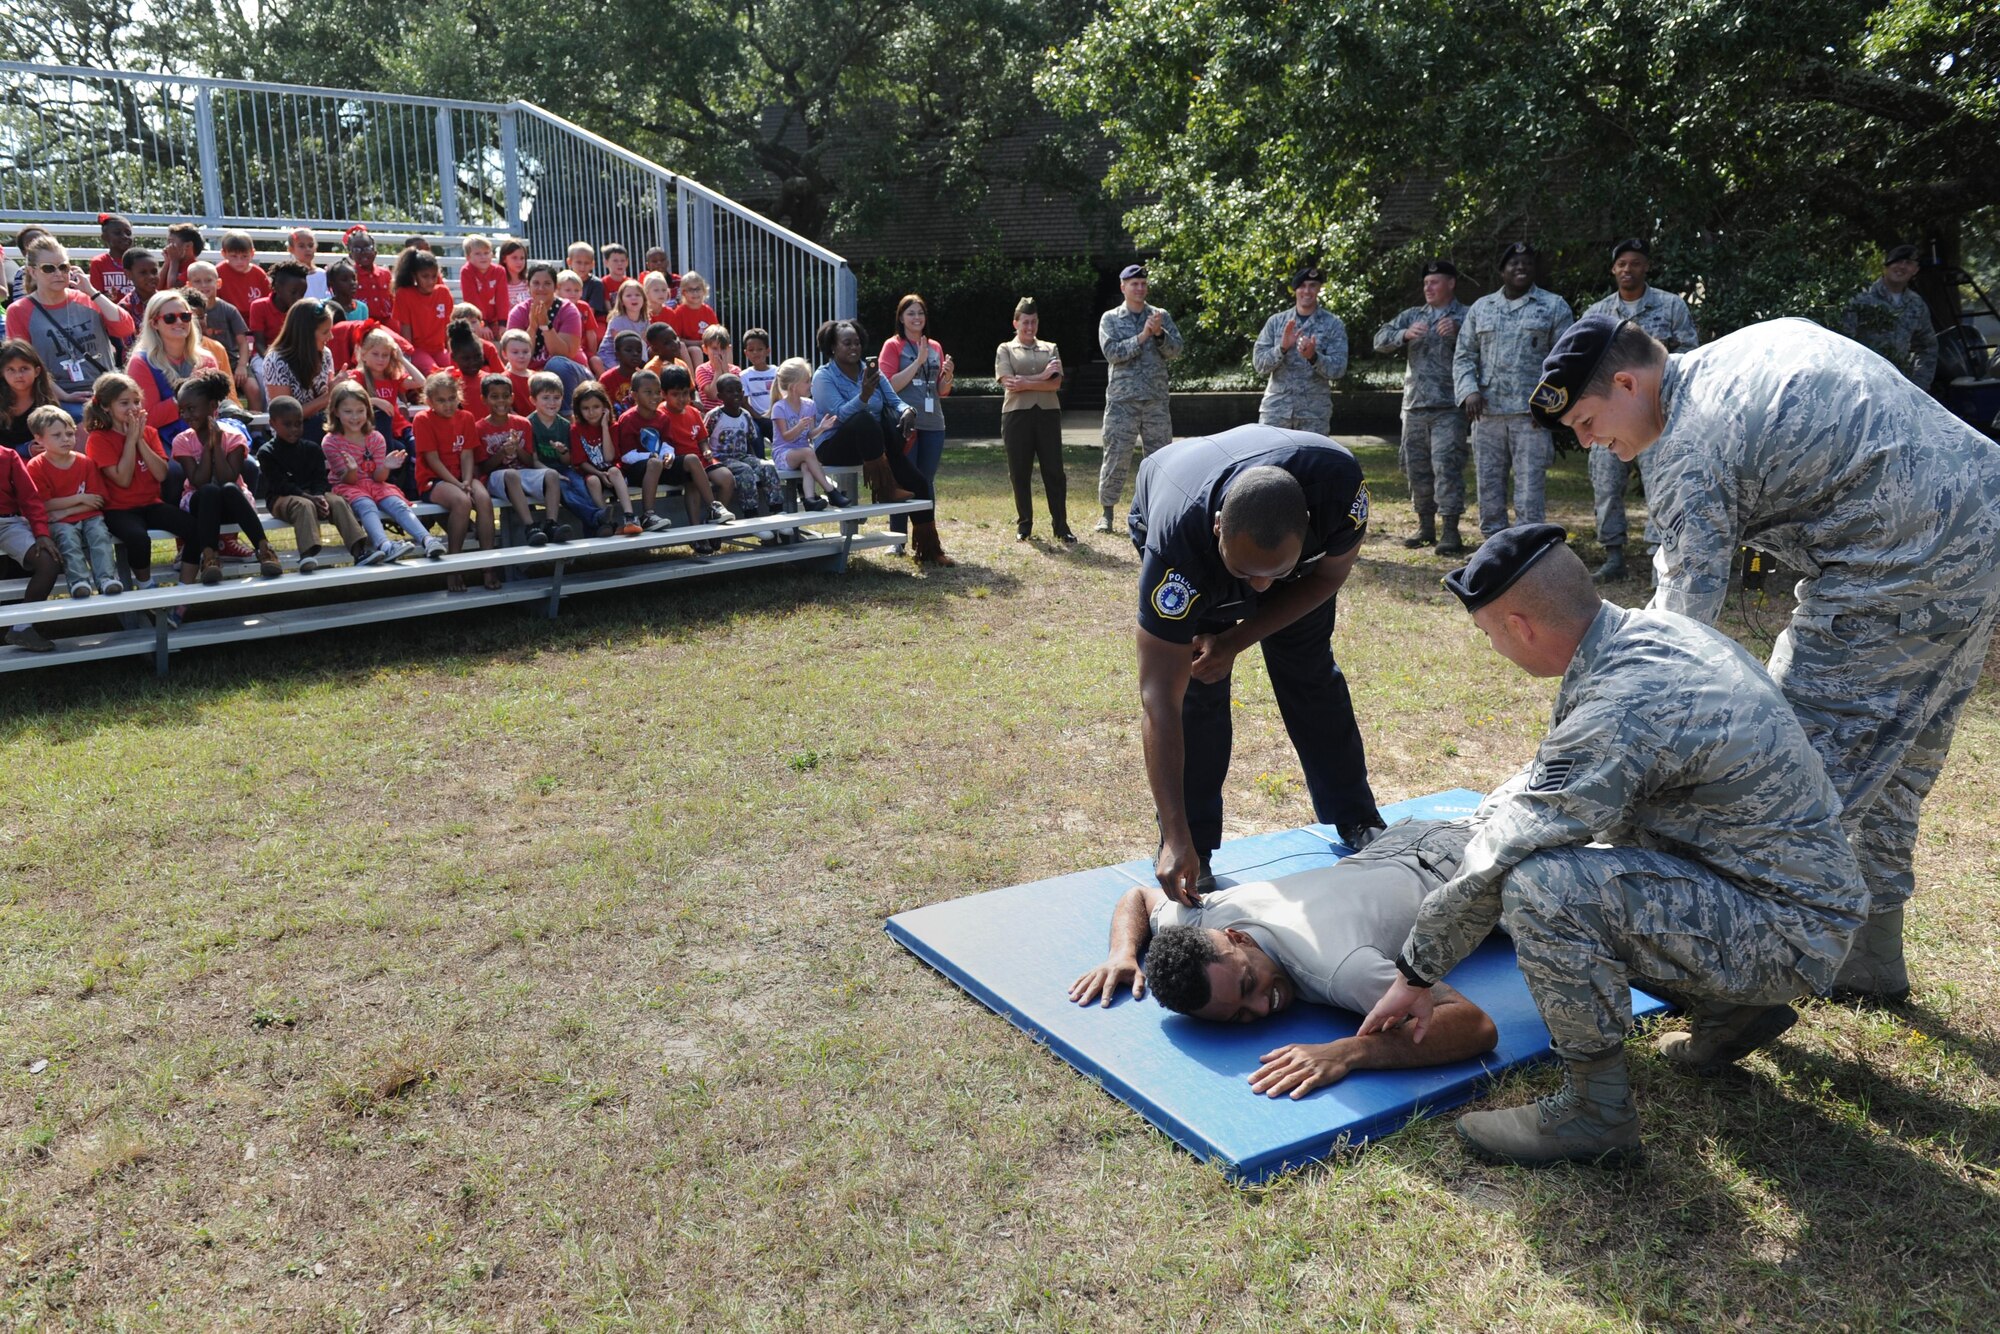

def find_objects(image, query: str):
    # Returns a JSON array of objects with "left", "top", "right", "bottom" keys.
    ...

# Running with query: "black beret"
[
  {"left": 1119, "top": 263, "right": 1148, "bottom": 281},
  {"left": 1290, "top": 265, "right": 1325, "bottom": 287},
  {"left": 1612, "top": 237, "right": 1649, "bottom": 260},
  {"left": 1529, "top": 313, "right": 1629, "bottom": 429},
  {"left": 1442, "top": 524, "right": 1569, "bottom": 612},
  {"left": 1421, "top": 258, "right": 1457, "bottom": 278},
  {"left": 1497, "top": 241, "right": 1536, "bottom": 267},
  {"left": 1883, "top": 244, "right": 1918, "bottom": 265}
]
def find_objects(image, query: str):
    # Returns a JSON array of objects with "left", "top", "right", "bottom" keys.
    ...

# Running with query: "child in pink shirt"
[{"left": 320, "top": 381, "right": 445, "bottom": 565}]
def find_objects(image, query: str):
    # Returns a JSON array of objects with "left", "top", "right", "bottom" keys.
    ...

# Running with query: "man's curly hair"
[{"left": 1143, "top": 926, "right": 1220, "bottom": 1015}]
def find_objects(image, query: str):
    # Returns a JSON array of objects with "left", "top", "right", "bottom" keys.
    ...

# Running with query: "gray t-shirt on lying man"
[{"left": 1150, "top": 818, "right": 1476, "bottom": 1014}]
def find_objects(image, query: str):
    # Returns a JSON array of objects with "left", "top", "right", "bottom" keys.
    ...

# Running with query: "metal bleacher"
[{"left": 0, "top": 61, "right": 929, "bottom": 677}]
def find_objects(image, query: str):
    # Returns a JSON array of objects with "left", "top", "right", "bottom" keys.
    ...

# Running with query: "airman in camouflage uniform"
[
  {"left": 1361, "top": 527, "right": 1864, "bottom": 1167},
  {"left": 1582, "top": 239, "right": 1699, "bottom": 583},
  {"left": 1453, "top": 243, "right": 1574, "bottom": 538},
  {"left": 1841, "top": 244, "right": 1938, "bottom": 390},
  {"left": 1537, "top": 314, "right": 2000, "bottom": 1007},
  {"left": 1097, "top": 263, "right": 1184, "bottom": 532},
  {"left": 1252, "top": 265, "right": 1347, "bottom": 436},
  {"left": 1374, "top": 259, "right": 1471, "bottom": 553}
]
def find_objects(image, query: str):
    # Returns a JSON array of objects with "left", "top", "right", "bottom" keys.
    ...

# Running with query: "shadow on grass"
[
  {"left": 0, "top": 545, "right": 1024, "bottom": 735},
  {"left": 1485, "top": 1043, "right": 2000, "bottom": 1328}
]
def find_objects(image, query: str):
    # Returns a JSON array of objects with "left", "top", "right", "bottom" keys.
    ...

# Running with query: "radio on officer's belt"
[{"left": 1740, "top": 546, "right": 1767, "bottom": 592}]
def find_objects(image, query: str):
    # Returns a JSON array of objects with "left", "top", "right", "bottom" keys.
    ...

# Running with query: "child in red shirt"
[
  {"left": 475, "top": 373, "right": 568, "bottom": 545},
  {"left": 599, "top": 331, "right": 646, "bottom": 415},
  {"left": 24, "top": 406, "right": 120, "bottom": 598},
  {"left": 350, "top": 327, "right": 419, "bottom": 449},
  {"left": 496, "top": 329, "right": 537, "bottom": 414},
  {"left": 657, "top": 364, "right": 735, "bottom": 545},
  {"left": 456, "top": 235, "right": 508, "bottom": 332},
  {"left": 663, "top": 271, "right": 718, "bottom": 364},
  {"left": 391, "top": 249, "right": 453, "bottom": 372},
  {"left": 215, "top": 231, "right": 271, "bottom": 315},
  {"left": 343, "top": 226, "right": 394, "bottom": 316},
  {"left": 87, "top": 213, "right": 135, "bottom": 302},
  {"left": 568, "top": 382, "right": 644, "bottom": 535},
  {"left": 412, "top": 372, "right": 499, "bottom": 590}
]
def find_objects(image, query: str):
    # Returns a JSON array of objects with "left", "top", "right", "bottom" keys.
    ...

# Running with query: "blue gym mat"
[{"left": 886, "top": 789, "right": 1669, "bottom": 1182}]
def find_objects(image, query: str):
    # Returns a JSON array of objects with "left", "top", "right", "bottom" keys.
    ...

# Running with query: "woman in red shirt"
[{"left": 82, "top": 373, "right": 197, "bottom": 587}]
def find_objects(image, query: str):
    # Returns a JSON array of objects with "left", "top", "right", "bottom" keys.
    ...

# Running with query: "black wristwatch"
[{"left": 1394, "top": 953, "right": 1433, "bottom": 989}]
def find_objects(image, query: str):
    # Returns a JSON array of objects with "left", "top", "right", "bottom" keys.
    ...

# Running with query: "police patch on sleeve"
[
  {"left": 1349, "top": 482, "right": 1370, "bottom": 528},
  {"left": 1527, "top": 756, "right": 1576, "bottom": 793},
  {"left": 1151, "top": 569, "right": 1199, "bottom": 620}
]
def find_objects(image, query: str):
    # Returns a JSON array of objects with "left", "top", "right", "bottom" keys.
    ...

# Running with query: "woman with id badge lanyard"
[
  {"left": 3, "top": 237, "right": 136, "bottom": 421},
  {"left": 881, "top": 294, "right": 952, "bottom": 536}
]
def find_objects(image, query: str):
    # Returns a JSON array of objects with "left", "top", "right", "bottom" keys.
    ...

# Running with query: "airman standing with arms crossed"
[
  {"left": 1374, "top": 259, "right": 1470, "bottom": 553},
  {"left": 1581, "top": 239, "right": 1698, "bottom": 584}
]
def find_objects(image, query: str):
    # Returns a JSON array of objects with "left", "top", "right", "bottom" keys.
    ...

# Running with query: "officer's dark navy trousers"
[{"left": 1180, "top": 593, "right": 1381, "bottom": 852}]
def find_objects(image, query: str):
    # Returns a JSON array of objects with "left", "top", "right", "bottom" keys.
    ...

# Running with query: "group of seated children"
[{"left": 0, "top": 221, "right": 876, "bottom": 648}]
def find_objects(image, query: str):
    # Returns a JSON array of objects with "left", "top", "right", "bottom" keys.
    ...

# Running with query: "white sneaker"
[
  {"left": 356, "top": 544, "right": 389, "bottom": 567},
  {"left": 382, "top": 539, "right": 418, "bottom": 563},
  {"left": 641, "top": 512, "right": 671, "bottom": 533},
  {"left": 424, "top": 537, "right": 448, "bottom": 560},
  {"left": 68, "top": 581, "right": 92, "bottom": 599},
  {"left": 100, "top": 579, "right": 124, "bottom": 596},
  {"left": 708, "top": 501, "right": 736, "bottom": 524},
  {"left": 132, "top": 577, "right": 158, "bottom": 591}
]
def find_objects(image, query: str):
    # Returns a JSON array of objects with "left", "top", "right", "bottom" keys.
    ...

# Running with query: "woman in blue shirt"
[{"left": 811, "top": 318, "right": 952, "bottom": 566}]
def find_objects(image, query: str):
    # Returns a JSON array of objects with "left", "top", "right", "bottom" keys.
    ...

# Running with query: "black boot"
[
  {"left": 1403, "top": 512, "right": 1437, "bottom": 549},
  {"left": 1593, "top": 546, "right": 1629, "bottom": 583},
  {"left": 1435, "top": 514, "right": 1467, "bottom": 556}
]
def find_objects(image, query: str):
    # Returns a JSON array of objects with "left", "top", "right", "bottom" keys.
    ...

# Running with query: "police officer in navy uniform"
[{"left": 1130, "top": 424, "right": 1387, "bottom": 907}]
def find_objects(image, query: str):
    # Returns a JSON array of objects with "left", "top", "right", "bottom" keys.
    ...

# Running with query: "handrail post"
[
  {"left": 499, "top": 108, "right": 523, "bottom": 235},
  {"left": 675, "top": 180, "right": 691, "bottom": 276},
  {"left": 836, "top": 262, "right": 857, "bottom": 321},
  {"left": 436, "top": 107, "right": 460, "bottom": 236},
  {"left": 654, "top": 174, "right": 673, "bottom": 264},
  {"left": 194, "top": 87, "right": 223, "bottom": 227}
]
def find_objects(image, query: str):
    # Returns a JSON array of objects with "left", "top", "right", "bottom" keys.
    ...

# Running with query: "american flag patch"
[{"left": 1528, "top": 757, "right": 1577, "bottom": 793}]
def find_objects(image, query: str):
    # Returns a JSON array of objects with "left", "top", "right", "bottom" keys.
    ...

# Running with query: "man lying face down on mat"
[{"left": 1069, "top": 821, "right": 1500, "bottom": 1099}]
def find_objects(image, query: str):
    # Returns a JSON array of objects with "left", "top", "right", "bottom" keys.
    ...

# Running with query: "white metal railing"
[{"left": 0, "top": 61, "right": 853, "bottom": 358}]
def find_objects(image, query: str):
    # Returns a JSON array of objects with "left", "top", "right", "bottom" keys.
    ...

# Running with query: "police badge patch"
[
  {"left": 1348, "top": 483, "right": 1370, "bottom": 528},
  {"left": 1152, "top": 570, "right": 1198, "bottom": 620}
]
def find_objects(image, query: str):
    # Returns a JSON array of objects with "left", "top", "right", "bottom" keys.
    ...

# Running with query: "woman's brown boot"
[
  {"left": 911, "top": 516, "right": 955, "bottom": 567},
  {"left": 863, "top": 455, "right": 914, "bottom": 503}
]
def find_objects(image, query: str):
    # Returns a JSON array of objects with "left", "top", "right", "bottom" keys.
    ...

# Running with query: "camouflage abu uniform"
[
  {"left": 1644, "top": 318, "right": 2000, "bottom": 920},
  {"left": 1374, "top": 300, "right": 1470, "bottom": 521},
  {"left": 1453, "top": 287, "right": 1574, "bottom": 536},
  {"left": 1584, "top": 287, "right": 1699, "bottom": 553},
  {"left": 1099, "top": 303, "right": 1183, "bottom": 509},
  {"left": 1399, "top": 601, "right": 1867, "bottom": 1058},
  {"left": 1840, "top": 278, "right": 1938, "bottom": 390},
  {"left": 1252, "top": 305, "right": 1346, "bottom": 434}
]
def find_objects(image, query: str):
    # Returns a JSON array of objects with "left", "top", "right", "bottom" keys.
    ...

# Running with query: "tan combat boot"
[
  {"left": 1656, "top": 1002, "right": 1797, "bottom": 1076},
  {"left": 1830, "top": 905, "right": 1910, "bottom": 1005},
  {"left": 1456, "top": 1049, "right": 1641, "bottom": 1168}
]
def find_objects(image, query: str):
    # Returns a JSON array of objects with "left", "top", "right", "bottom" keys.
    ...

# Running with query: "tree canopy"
[{"left": 1043, "top": 0, "right": 1998, "bottom": 348}]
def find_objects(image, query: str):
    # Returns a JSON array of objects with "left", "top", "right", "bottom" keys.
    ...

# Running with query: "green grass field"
[{"left": 2, "top": 436, "right": 1995, "bottom": 1330}]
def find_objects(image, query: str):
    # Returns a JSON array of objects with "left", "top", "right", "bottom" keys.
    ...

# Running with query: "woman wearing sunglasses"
[
  {"left": 1, "top": 235, "right": 136, "bottom": 419},
  {"left": 128, "top": 290, "right": 222, "bottom": 441}
]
